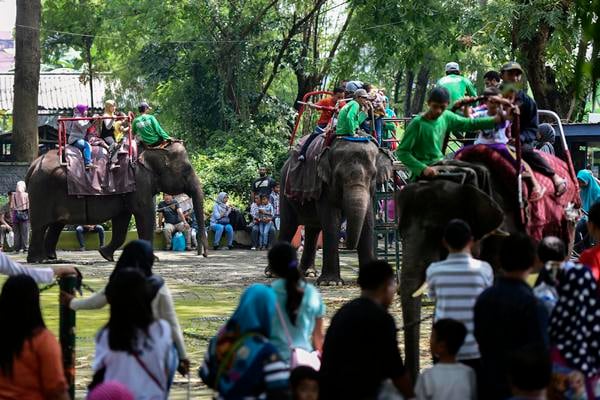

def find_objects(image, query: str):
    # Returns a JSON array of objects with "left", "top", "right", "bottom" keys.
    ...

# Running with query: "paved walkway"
[{"left": 9, "top": 248, "right": 433, "bottom": 399}]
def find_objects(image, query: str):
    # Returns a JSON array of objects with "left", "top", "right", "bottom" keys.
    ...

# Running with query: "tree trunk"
[
  {"left": 403, "top": 69, "right": 414, "bottom": 117},
  {"left": 13, "top": 0, "right": 41, "bottom": 163},
  {"left": 410, "top": 62, "right": 430, "bottom": 115},
  {"left": 393, "top": 67, "right": 403, "bottom": 106}
]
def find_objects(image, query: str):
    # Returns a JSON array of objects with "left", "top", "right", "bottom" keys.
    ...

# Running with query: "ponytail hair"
[{"left": 268, "top": 242, "right": 305, "bottom": 325}]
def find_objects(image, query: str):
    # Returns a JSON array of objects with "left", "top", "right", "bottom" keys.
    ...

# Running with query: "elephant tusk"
[{"left": 412, "top": 282, "right": 428, "bottom": 298}]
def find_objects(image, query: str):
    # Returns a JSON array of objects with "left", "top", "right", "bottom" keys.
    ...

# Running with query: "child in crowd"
[
  {"left": 471, "top": 87, "right": 511, "bottom": 145},
  {"left": 270, "top": 183, "right": 281, "bottom": 231},
  {"left": 67, "top": 104, "right": 94, "bottom": 169},
  {"left": 415, "top": 319, "right": 476, "bottom": 400},
  {"left": 250, "top": 194, "right": 261, "bottom": 250},
  {"left": 290, "top": 366, "right": 319, "bottom": 400},
  {"left": 507, "top": 344, "right": 552, "bottom": 400},
  {"left": 258, "top": 194, "right": 274, "bottom": 250},
  {"left": 579, "top": 201, "right": 600, "bottom": 282},
  {"left": 426, "top": 219, "right": 493, "bottom": 376},
  {"left": 534, "top": 236, "right": 569, "bottom": 314}
]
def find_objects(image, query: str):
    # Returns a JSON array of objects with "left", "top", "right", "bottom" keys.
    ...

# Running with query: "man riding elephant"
[
  {"left": 396, "top": 87, "right": 509, "bottom": 180},
  {"left": 132, "top": 102, "right": 172, "bottom": 147},
  {"left": 335, "top": 89, "right": 371, "bottom": 136}
]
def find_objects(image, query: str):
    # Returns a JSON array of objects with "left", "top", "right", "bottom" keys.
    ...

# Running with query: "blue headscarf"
[
  {"left": 226, "top": 284, "right": 275, "bottom": 337},
  {"left": 577, "top": 169, "right": 600, "bottom": 213}
]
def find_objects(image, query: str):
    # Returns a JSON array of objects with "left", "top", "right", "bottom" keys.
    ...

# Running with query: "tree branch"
[{"left": 320, "top": 7, "right": 354, "bottom": 76}]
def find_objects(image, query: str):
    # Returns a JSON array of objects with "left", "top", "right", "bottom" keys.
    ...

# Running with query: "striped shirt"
[{"left": 426, "top": 253, "right": 494, "bottom": 360}]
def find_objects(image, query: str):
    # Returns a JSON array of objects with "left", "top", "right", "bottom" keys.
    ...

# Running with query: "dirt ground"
[{"left": 8, "top": 247, "right": 433, "bottom": 399}]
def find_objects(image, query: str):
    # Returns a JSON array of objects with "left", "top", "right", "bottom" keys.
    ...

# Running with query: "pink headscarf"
[{"left": 88, "top": 381, "right": 134, "bottom": 400}]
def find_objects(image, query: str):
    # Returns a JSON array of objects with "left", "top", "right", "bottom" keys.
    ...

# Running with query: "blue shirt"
[{"left": 270, "top": 279, "right": 325, "bottom": 362}]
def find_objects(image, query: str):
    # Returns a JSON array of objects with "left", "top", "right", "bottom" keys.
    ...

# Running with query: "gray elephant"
[
  {"left": 279, "top": 138, "right": 394, "bottom": 284},
  {"left": 396, "top": 179, "right": 504, "bottom": 377},
  {"left": 25, "top": 143, "right": 208, "bottom": 263}
]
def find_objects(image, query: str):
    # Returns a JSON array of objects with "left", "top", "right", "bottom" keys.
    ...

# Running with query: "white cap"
[{"left": 445, "top": 62, "right": 460, "bottom": 73}]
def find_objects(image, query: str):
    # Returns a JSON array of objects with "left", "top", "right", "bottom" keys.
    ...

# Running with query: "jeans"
[
  {"left": 211, "top": 223, "right": 233, "bottom": 247},
  {"left": 13, "top": 220, "right": 29, "bottom": 251},
  {"left": 374, "top": 117, "right": 383, "bottom": 145},
  {"left": 259, "top": 222, "right": 273, "bottom": 247},
  {"left": 72, "top": 139, "right": 92, "bottom": 165},
  {"left": 251, "top": 224, "right": 275, "bottom": 248},
  {"left": 75, "top": 225, "right": 105, "bottom": 249}
]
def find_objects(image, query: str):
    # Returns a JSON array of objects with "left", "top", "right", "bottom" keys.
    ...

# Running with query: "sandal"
[
  {"left": 554, "top": 179, "right": 568, "bottom": 197},
  {"left": 529, "top": 186, "right": 546, "bottom": 202}
]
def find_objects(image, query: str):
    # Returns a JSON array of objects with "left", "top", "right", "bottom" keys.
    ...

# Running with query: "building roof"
[{"left": 0, "top": 72, "right": 109, "bottom": 112}]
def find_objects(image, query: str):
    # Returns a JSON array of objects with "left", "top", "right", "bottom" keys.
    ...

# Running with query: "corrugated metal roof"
[{"left": 0, "top": 72, "right": 109, "bottom": 111}]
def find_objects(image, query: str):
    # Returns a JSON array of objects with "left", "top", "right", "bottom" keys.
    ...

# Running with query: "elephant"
[
  {"left": 279, "top": 137, "right": 394, "bottom": 284},
  {"left": 25, "top": 142, "right": 209, "bottom": 263},
  {"left": 396, "top": 155, "right": 579, "bottom": 378}
]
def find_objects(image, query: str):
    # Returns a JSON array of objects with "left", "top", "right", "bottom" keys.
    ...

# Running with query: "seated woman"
[
  {"left": 210, "top": 192, "right": 234, "bottom": 250},
  {"left": 67, "top": 104, "right": 94, "bottom": 169}
]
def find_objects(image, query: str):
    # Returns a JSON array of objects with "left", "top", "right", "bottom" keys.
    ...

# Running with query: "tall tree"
[{"left": 13, "top": 0, "right": 41, "bottom": 162}]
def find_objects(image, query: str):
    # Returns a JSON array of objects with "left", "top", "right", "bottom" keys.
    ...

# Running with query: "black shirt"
[
  {"left": 474, "top": 277, "right": 549, "bottom": 400},
  {"left": 158, "top": 200, "right": 181, "bottom": 225},
  {"left": 101, "top": 119, "right": 115, "bottom": 139},
  {"left": 319, "top": 297, "right": 406, "bottom": 400},
  {"left": 252, "top": 176, "right": 275, "bottom": 197},
  {"left": 516, "top": 90, "right": 539, "bottom": 144}
]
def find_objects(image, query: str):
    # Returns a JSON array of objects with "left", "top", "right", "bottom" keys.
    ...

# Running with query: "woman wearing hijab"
[
  {"left": 200, "top": 284, "right": 290, "bottom": 399},
  {"left": 210, "top": 192, "right": 234, "bottom": 250},
  {"left": 10, "top": 181, "right": 29, "bottom": 253},
  {"left": 548, "top": 263, "right": 600, "bottom": 398},
  {"left": 575, "top": 169, "right": 600, "bottom": 253},
  {"left": 61, "top": 240, "right": 189, "bottom": 377}
]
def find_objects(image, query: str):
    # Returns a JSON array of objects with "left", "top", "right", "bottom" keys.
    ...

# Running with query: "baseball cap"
[
  {"left": 354, "top": 89, "right": 368, "bottom": 98},
  {"left": 138, "top": 101, "right": 151, "bottom": 112},
  {"left": 445, "top": 62, "right": 460, "bottom": 73},
  {"left": 501, "top": 61, "right": 523, "bottom": 73}
]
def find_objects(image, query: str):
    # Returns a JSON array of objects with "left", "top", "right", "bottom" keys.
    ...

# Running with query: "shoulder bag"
[{"left": 274, "top": 301, "right": 321, "bottom": 371}]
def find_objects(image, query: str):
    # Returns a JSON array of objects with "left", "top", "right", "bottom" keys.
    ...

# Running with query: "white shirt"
[
  {"left": 71, "top": 284, "right": 187, "bottom": 359},
  {"left": 93, "top": 320, "right": 172, "bottom": 400},
  {"left": 415, "top": 363, "right": 476, "bottom": 400},
  {"left": 0, "top": 251, "right": 54, "bottom": 283},
  {"left": 472, "top": 109, "right": 510, "bottom": 145}
]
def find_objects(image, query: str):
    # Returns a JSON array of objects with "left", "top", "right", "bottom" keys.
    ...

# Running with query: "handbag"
[
  {"left": 274, "top": 301, "right": 321, "bottom": 371},
  {"left": 217, "top": 217, "right": 230, "bottom": 225}
]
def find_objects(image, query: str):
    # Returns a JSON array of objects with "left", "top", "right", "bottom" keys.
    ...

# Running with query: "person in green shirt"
[
  {"left": 396, "top": 87, "right": 508, "bottom": 179},
  {"left": 335, "top": 89, "right": 370, "bottom": 136},
  {"left": 132, "top": 102, "right": 172, "bottom": 146},
  {"left": 436, "top": 62, "right": 478, "bottom": 109}
]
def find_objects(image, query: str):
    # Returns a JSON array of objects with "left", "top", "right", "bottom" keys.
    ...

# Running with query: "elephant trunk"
[
  {"left": 188, "top": 176, "right": 209, "bottom": 257},
  {"left": 343, "top": 187, "right": 370, "bottom": 250}
]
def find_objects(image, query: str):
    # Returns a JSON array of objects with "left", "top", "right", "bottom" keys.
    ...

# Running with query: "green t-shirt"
[
  {"left": 396, "top": 110, "right": 496, "bottom": 177},
  {"left": 132, "top": 114, "right": 171, "bottom": 145},
  {"left": 336, "top": 101, "right": 368, "bottom": 135},
  {"left": 436, "top": 74, "right": 477, "bottom": 107}
]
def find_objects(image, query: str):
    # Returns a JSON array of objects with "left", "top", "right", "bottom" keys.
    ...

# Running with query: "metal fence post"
[{"left": 59, "top": 274, "right": 77, "bottom": 399}]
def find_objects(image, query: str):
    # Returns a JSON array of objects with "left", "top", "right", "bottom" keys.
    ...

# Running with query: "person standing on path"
[{"left": 11, "top": 181, "right": 29, "bottom": 253}]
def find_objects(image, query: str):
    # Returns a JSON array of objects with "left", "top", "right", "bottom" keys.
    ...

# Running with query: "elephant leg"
[
  {"left": 27, "top": 223, "right": 48, "bottom": 263},
  {"left": 357, "top": 203, "right": 375, "bottom": 266},
  {"left": 300, "top": 226, "right": 319, "bottom": 276},
  {"left": 278, "top": 198, "right": 298, "bottom": 243},
  {"left": 100, "top": 213, "right": 131, "bottom": 262},
  {"left": 44, "top": 222, "right": 65, "bottom": 260},
  {"left": 316, "top": 204, "right": 342, "bottom": 285},
  {"left": 399, "top": 238, "right": 428, "bottom": 380}
]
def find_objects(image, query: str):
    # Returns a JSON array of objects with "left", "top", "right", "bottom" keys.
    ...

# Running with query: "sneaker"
[
  {"left": 85, "top": 163, "right": 95, "bottom": 170},
  {"left": 79, "top": 247, "right": 86, "bottom": 251},
  {"left": 298, "top": 155, "right": 306, "bottom": 162},
  {"left": 213, "top": 245, "right": 220, "bottom": 250},
  {"left": 185, "top": 247, "right": 193, "bottom": 251},
  {"left": 251, "top": 247, "right": 257, "bottom": 250},
  {"left": 227, "top": 245, "right": 234, "bottom": 250},
  {"left": 109, "top": 163, "right": 120, "bottom": 170}
]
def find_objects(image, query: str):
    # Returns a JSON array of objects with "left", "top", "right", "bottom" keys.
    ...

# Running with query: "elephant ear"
[
  {"left": 376, "top": 147, "right": 395, "bottom": 184},
  {"left": 459, "top": 184, "right": 504, "bottom": 240},
  {"left": 317, "top": 148, "right": 332, "bottom": 185}
]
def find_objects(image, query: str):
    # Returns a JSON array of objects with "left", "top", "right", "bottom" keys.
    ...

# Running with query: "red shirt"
[
  {"left": 579, "top": 244, "right": 600, "bottom": 282},
  {"left": 316, "top": 97, "right": 344, "bottom": 126}
]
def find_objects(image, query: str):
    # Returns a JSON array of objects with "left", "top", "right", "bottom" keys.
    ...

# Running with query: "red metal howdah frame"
[
  {"left": 57, "top": 112, "right": 135, "bottom": 164},
  {"left": 290, "top": 90, "right": 333, "bottom": 147}
]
